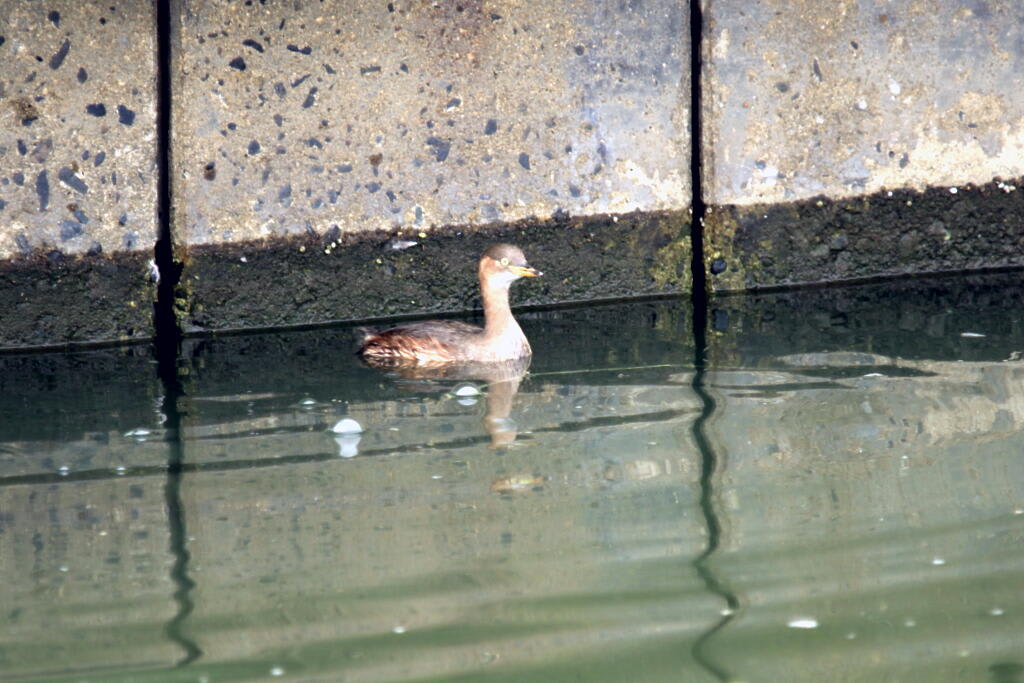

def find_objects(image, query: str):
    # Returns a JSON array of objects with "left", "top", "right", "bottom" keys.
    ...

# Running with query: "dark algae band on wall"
[
  {"left": 0, "top": 250, "right": 155, "bottom": 349},
  {"left": 704, "top": 177, "right": 1024, "bottom": 291},
  {"left": 175, "top": 210, "right": 692, "bottom": 334}
]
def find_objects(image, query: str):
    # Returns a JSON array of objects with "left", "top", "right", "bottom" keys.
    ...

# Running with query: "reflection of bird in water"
[
  {"left": 369, "top": 357, "right": 531, "bottom": 449},
  {"left": 358, "top": 244, "right": 541, "bottom": 365}
]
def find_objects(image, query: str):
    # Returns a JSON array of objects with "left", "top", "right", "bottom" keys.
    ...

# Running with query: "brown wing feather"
[{"left": 358, "top": 320, "right": 484, "bottom": 363}]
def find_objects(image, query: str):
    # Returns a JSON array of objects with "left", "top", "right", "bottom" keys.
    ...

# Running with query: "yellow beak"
[{"left": 509, "top": 265, "right": 542, "bottom": 278}]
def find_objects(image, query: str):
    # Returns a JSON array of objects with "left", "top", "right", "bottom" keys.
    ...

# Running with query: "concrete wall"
[
  {"left": 3, "top": 0, "right": 1024, "bottom": 348},
  {"left": 169, "top": 0, "right": 691, "bottom": 332},
  {"left": 0, "top": 2, "right": 158, "bottom": 347},
  {"left": 701, "top": 0, "right": 1024, "bottom": 289}
]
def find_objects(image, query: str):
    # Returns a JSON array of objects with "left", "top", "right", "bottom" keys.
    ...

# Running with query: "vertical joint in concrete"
[
  {"left": 689, "top": 0, "right": 709, "bottom": 333},
  {"left": 154, "top": 0, "right": 183, "bottom": 354}
]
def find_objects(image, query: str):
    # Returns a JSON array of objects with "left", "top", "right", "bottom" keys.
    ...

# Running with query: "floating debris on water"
[
  {"left": 960, "top": 332, "right": 986, "bottom": 338},
  {"left": 124, "top": 428, "right": 151, "bottom": 437},
  {"left": 490, "top": 474, "right": 544, "bottom": 493},
  {"left": 931, "top": 557, "right": 946, "bottom": 566}
]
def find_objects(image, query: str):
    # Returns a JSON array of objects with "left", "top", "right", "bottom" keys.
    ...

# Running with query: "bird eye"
[{"left": 500, "top": 257, "right": 509, "bottom": 266}]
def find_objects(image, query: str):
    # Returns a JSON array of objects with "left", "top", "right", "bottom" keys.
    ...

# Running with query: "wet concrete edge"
[
  {"left": 175, "top": 210, "right": 693, "bottom": 334},
  {"left": 0, "top": 250, "right": 155, "bottom": 349},
  {"left": 703, "top": 176, "right": 1024, "bottom": 292}
]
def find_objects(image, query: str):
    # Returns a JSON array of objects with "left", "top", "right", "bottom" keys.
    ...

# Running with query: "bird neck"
[{"left": 480, "top": 276, "right": 519, "bottom": 340}]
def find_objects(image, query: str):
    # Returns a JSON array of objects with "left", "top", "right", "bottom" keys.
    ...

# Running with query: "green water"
[{"left": 3, "top": 273, "right": 1024, "bottom": 682}]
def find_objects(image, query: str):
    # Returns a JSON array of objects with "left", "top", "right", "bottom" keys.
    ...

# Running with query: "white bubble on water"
[
  {"left": 931, "top": 557, "right": 946, "bottom": 566},
  {"left": 453, "top": 383, "right": 481, "bottom": 397},
  {"left": 787, "top": 618, "right": 818, "bottom": 629},
  {"left": 330, "top": 418, "right": 363, "bottom": 434},
  {"left": 393, "top": 625, "right": 407, "bottom": 634},
  {"left": 989, "top": 607, "right": 1005, "bottom": 616},
  {"left": 270, "top": 666, "right": 285, "bottom": 676}
]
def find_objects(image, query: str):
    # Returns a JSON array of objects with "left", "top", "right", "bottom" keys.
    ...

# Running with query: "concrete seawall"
[
  {"left": 168, "top": 0, "right": 691, "bottom": 333},
  {"left": 0, "top": 3, "right": 158, "bottom": 347},
  {"left": 1, "top": 0, "right": 1022, "bottom": 348},
  {"left": 701, "top": 0, "right": 1024, "bottom": 290}
]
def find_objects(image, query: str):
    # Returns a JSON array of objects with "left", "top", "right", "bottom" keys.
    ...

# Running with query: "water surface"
[{"left": 3, "top": 273, "right": 1024, "bottom": 682}]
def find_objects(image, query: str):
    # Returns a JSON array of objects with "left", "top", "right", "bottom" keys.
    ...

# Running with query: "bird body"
[{"left": 358, "top": 244, "right": 540, "bottom": 366}]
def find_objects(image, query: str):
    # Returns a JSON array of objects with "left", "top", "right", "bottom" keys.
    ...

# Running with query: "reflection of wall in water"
[
  {"left": 701, "top": 355, "right": 1024, "bottom": 681},
  {"left": 0, "top": 477, "right": 180, "bottom": 672},
  {"left": 177, "top": 377, "right": 706, "bottom": 662}
]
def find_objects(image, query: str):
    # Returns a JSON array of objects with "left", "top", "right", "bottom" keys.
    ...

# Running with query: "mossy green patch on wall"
[
  {"left": 704, "top": 178, "right": 1024, "bottom": 292},
  {"left": 644, "top": 212, "right": 692, "bottom": 293}
]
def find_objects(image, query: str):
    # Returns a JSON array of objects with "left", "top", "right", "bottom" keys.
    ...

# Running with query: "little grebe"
[{"left": 358, "top": 244, "right": 541, "bottom": 365}]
